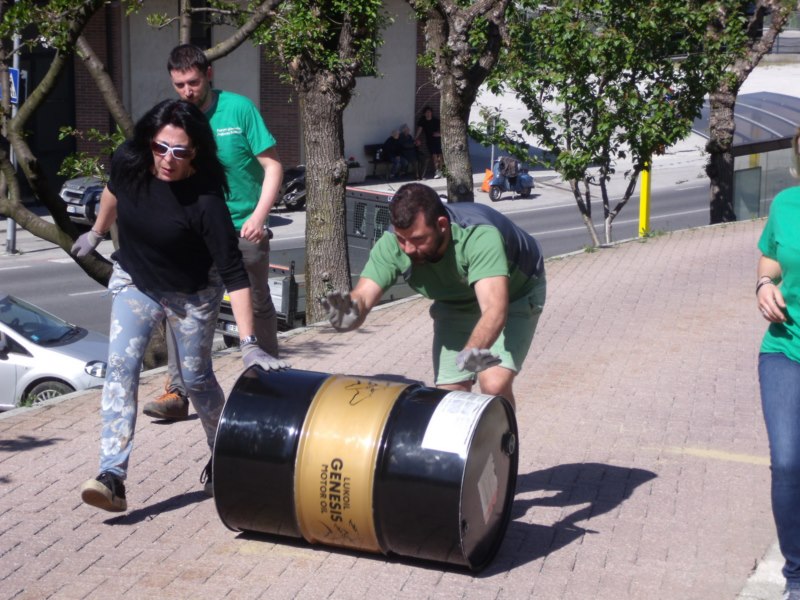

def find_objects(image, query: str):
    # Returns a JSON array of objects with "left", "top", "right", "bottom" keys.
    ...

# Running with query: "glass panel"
[{"left": 733, "top": 167, "right": 762, "bottom": 220}]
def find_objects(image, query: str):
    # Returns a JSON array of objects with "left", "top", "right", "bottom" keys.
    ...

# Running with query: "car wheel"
[
  {"left": 489, "top": 186, "right": 502, "bottom": 202},
  {"left": 520, "top": 187, "right": 532, "bottom": 198},
  {"left": 25, "top": 380, "right": 75, "bottom": 406}
]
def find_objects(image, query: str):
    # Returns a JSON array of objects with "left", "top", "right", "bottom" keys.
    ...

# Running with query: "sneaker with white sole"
[{"left": 81, "top": 472, "right": 127, "bottom": 512}]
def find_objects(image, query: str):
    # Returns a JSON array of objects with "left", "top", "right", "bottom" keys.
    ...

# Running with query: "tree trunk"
[
  {"left": 706, "top": 88, "right": 737, "bottom": 223},
  {"left": 601, "top": 171, "right": 639, "bottom": 244},
  {"left": 299, "top": 80, "right": 352, "bottom": 324},
  {"left": 570, "top": 179, "right": 601, "bottom": 247},
  {"left": 439, "top": 81, "right": 474, "bottom": 202},
  {"left": 414, "top": 0, "right": 510, "bottom": 203}
]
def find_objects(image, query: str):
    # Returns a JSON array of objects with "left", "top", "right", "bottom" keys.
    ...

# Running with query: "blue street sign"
[{"left": 0, "top": 68, "right": 20, "bottom": 104}]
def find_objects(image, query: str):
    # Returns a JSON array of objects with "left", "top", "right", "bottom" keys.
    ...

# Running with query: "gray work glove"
[
  {"left": 320, "top": 291, "right": 360, "bottom": 332},
  {"left": 242, "top": 343, "right": 291, "bottom": 372},
  {"left": 71, "top": 230, "right": 104, "bottom": 258},
  {"left": 456, "top": 348, "right": 502, "bottom": 373}
]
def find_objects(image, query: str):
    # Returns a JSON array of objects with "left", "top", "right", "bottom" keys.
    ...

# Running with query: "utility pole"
[{"left": 4, "top": 33, "right": 21, "bottom": 255}]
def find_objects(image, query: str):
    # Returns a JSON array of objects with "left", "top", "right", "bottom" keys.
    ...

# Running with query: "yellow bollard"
[{"left": 639, "top": 162, "right": 651, "bottom": 237}]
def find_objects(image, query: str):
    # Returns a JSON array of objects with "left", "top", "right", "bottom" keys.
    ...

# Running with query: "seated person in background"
[
  {"left": 399, "top": 124, "right": 419, "bottom": 177},
  {"left": 382, "top": 129, "right": 408, "bottom": 178}
]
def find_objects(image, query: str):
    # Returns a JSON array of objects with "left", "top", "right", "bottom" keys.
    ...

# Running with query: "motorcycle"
[
  {"left": 488, "top": 156, "right": 534, "bottom": 202},
  {"left": 277, "top": 165, "right": 306, "bottom": 211}
]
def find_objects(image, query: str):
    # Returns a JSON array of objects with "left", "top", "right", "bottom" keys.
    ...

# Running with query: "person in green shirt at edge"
[
  {"left": 320, "top": 182, "right": 547, "bottom": 409},
  {"left": 755, "top": 127, "right": 800, "bottom": 600},
  {"left": 143, "top": 44, "right": 284, "bottom": 421}
]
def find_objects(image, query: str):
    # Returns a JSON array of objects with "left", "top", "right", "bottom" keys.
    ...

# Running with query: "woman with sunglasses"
[{"left": 71, "top": 99, "right": 287, "bottom": 513}]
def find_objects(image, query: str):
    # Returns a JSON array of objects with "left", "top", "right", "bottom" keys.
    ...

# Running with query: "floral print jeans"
[{"left": 99, "top": 262, "right": 225, "bottom": 479}]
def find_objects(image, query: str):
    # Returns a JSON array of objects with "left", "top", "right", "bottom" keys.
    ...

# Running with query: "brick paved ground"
[{"left": 0, "top": 219, "right": 780, "bottom": 599}]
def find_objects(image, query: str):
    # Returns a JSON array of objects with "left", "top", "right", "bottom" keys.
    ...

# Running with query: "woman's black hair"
[{"left": 111, "top": 99, "right": 227, "bottom": 194}]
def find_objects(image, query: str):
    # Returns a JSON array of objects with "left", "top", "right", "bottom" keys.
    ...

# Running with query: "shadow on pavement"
[
  {"left": 267, "top": 214, "right": 294, "bottom": 227},
  {"left": 0, "top": 434, "right": 64, "bottom": 453},
  {"left": 482, "top": 462, "right": 656, "bottom": 573},
  {"left": 105, "top": 490, "right": 209, "bottom": 525},
  {"left": 147, "top": 414, "right": 199, "bottom": 425}
]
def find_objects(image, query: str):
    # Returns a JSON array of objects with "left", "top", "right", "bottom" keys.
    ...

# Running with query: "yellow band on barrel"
[{"left": 294, "top": 375, "right": 406, "bottom": 552}]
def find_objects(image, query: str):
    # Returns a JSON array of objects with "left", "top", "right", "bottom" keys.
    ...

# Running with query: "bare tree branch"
[
  {"left": 204, "top": 0, "right": 283, "bottom": 61},
  {"left": 76, "top": 35, "right": 134, "bottom": 136}
]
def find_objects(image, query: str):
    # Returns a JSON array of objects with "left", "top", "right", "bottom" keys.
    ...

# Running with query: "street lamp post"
[{"left": 4, "top": 33, "right": 21, "bottom": 255}]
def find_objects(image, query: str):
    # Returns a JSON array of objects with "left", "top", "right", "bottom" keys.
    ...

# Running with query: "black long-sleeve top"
[{"left": 108, "top": 167, "right": 249, "bottom": 295}]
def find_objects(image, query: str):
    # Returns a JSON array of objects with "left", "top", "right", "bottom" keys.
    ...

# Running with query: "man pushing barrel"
[{"left": 321, "top": 182, "right": 546, "bottom": 409}]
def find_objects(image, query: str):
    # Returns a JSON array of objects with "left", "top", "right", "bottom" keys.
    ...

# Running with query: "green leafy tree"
[
  {"left": 0, "top": 0, "right": 281, "bottom": 285},
  {"left": 0, "top": 1, "right": 280, "bottom": 367},
  {"left": 705, "top": 0, "right": 796, "bottom": 223},
  {"left": 408, "top": 0, "right": 512, "bottom": 202},
  {"left": 0, "top": 0, "right": 108, "bottom": 281},
  {"left": 254, "top": 0, "right": 389, "bottom": 323},
  {"left": 487, "top": 0, "right": 735, "bottom": 246},
  {"left": 2, "top": 0, "right": 389, "bottom": 327}
]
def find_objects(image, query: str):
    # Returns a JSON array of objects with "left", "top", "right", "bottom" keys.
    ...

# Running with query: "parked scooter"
[
  {"left": 277, "top": 165, "right": 306, "bottom": 211},
  {"left": 488, "top": 156, "right": 534, "bottom": 201}
]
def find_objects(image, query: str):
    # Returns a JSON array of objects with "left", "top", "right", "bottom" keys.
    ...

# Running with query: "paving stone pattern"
[{"left": 0, "top": 219, "right": 779, "bottom": 599}]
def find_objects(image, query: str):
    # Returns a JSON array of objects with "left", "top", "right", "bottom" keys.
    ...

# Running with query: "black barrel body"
[{"left": 213, "top": 368, "right": 517, "bottom": 571}]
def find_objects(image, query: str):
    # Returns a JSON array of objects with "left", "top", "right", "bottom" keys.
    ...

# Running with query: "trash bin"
[{"left": 213, "top": 367, "right": 518, "bottom": 571}]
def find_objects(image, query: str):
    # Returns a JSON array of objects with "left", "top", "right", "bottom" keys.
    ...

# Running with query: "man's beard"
[{"left": 411, "top": 228, "right": 446, "bottom": 265}]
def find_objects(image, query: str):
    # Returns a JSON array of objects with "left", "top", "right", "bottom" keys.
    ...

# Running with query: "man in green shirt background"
[{"left": 143, "top": 44, "right": 283, "bottom": 420}]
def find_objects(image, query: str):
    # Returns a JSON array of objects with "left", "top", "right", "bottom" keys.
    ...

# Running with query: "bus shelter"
[{"left": 692, "top": 91, "right": 800, "bottom": 219}]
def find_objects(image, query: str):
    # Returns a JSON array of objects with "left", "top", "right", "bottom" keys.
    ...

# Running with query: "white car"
[{"left": 0, "top": 292, "right": 108, "bottom": 409}]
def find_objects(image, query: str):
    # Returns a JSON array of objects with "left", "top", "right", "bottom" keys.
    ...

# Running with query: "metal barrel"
[{"left": 213, "top": 367, "right": 518, "bottom": 571}]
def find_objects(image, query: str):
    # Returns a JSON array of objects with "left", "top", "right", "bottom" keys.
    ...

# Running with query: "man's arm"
[
  {"left": 350, "top": 277, "right": 384, "bottom": 326},
  {"left": 239, "top": 146, "right": 283, "bottom": 242},
  {"left": 465, "top": 275, "right": 509, "bottom": 349}
]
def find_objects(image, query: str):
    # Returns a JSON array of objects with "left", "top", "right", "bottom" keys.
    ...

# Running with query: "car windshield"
[{"left": 0, "top": 295, "right": 80, "bottom": 345}]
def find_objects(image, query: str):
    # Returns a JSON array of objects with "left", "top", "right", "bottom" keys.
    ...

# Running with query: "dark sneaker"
[
  {"left": 81, "top": 472, "right": 127, "bottom": 512},
  {"left": 143, "top": 389, "right": 189, "bottom": 420},
  {"left": 200, "top": 458, "right": 213, "bottom": 497}
]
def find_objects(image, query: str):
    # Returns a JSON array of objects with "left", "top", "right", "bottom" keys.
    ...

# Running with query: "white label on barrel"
[
  {"left": 421, "top": 391, "right": 493, "bottom": 457},
  {"left": 478, "top": 454, "right": 499, "bottom": 524}
]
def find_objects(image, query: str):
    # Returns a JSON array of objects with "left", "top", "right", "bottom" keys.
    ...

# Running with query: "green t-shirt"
[
  {"left": 758, "top": 186, "right": 800, "bottom": 362},
  {"left": 361, "top": 222, "right": 536, "bottom": 308},
  {"left": 205, "top": 90, "right": 276, "bottom": 230}
]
